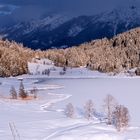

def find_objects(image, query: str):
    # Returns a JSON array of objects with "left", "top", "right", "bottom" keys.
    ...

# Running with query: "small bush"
[{"left": 65, "top": 103, "right": 75, "bottom": 118}]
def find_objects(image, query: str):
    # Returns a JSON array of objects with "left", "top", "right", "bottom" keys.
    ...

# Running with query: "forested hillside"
[
  {"left": 45, "top": 27, "right": 140, "bottom": 73},
  {"left": 1, "top": 27, "right": 140, "bottom": 77},
  {"left": 0, "top": 40, "right": 34, "bottom": 77}
]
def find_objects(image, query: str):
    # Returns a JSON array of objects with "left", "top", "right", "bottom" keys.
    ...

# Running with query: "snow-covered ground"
[
  {"left": 27, "top": 59, "right": 108, "bottom": 79},
  {"left": 0, "top": 59, "right": 140, "bottom": 140},
  {"left": 26, "top": 58, "right": 137, "bottom": 79}
]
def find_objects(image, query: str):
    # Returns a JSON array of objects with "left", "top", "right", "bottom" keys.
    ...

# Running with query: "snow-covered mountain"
[{"left": 1, "top": 5, "right": 140, "bottom": 49}]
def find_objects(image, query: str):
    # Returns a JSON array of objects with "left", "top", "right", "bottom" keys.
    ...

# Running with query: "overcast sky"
[{"left": 0, "top": 0, "right": 139, "bottom": 26}]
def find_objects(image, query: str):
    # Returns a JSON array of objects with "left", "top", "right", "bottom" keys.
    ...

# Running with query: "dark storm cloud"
[
  {"left": 0, "top": 0, "right": 138, "bottom": 15},
  {"left": 0, "top": 0, "right": 139, "bottom": 26},
  {"left": 0, "top": 0, "right": 119, "bottom": 14},
  {"left": 0, "top": 6, "right": 11, "bottom": 12},
  {"left": 0, "top": 4, "right": 18, "bottom": 15},
  {"left": 0, "top": 0, "right": 45, "bottom": 5}
]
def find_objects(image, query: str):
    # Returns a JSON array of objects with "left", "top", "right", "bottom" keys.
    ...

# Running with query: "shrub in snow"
[
  {"left": 59, "top": 71, "right": 66, "bottom": 75},
  {"left": 84, "top": 100, "right": 94, "bottom": 120},
  {"left": 65, "top": 103, "right": 75, "bottom": 118},
  {"left": 103, "top": 94, "right": 118, "bottom": 125},
  {"left": 19, "top": 81, "right": 28, "bottom": 99},
  {"left": 113, "top": 105, "right": 130, "bottom": 131},
  {"left": 63, "top": 66, "right": 67, "bottom": 72},
  {"left": 42, "top": 69, "right": 50, "bottom": 76},
  {"left": 10, "top": 86, "right": 17, "bottom": 99}
]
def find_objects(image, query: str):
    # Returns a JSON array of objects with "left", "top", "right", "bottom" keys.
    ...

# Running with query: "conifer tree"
[
  {"left": 10, "top": 86, "right": 17, "bottom": 99},
  {"left": 19, "top": 81, "right": 28, "bottom": 99}
]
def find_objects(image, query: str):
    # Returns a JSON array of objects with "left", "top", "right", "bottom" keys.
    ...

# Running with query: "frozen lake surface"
[{"left": 46, "top": 78, "right": 140, "bottom": 126}]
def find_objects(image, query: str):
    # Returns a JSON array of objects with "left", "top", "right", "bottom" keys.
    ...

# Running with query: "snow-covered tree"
[
  {"left": 84, "top": 100, "right": 94, "bottom": 120},
  {"left": 113, "top": 105, "right": 130, "bottom": 131},
  {"left": 19, "top": 81, "right": 28, "bottom": 99},
  {"left": 65, "top": 103, "right": 75, "bottom": 118},
  {"left": 10, "top": 86, "right": 17, "bottom": 99},
  {"left": 104, "top": 94, "right": 117, "bottom": 125},
  {"left": 10, "top": 64, "right": 20, "bottom": 77},
  {"left": 0, "top": 39, "right": 33, "bottom": 77}
]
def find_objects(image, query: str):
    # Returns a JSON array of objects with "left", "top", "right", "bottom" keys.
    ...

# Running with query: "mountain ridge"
[{"left": 1, "top": 5, "right": 140, "bottom": 50}]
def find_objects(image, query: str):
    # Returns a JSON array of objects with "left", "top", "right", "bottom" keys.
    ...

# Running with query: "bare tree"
[
  {"left": 19, "top": 81, "right": 28, "bottom": 99},
  {"left": 65, "top": 103, "right": 75, "bottom": 118},
  {"left": 104, "top": 94, "right": 118, "bottom": 125},
  {"left": 10, "top": 86, "right": 17, "bottom": 99},
  {"left": 113, "top": 105, "right": 130, "bottom": 131},
  {"left": 30, "top": 87, "right": 38, "bottom": 98},
  {"left": 84, "top": 100, "right": 94, "bottom": 120}
]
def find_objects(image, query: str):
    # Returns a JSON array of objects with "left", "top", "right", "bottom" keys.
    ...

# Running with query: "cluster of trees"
[
  {"left": 10, "top": 81, "right": 37, "bottom": 99},
  {"left": 0, "top": 39, "right": 34, "bottom": 77},
  {"left": 65, "top": 95, "right": 130, "bottom": 132}
]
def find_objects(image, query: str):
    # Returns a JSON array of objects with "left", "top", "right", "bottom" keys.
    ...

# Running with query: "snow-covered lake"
[
  {"left": 1, "top": 77, "right": 140, "bottom": 140},
  {"left": 46, "top": 78, "right": 140, "bottom": 126}
]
